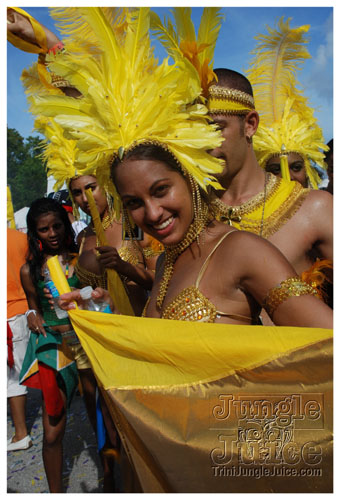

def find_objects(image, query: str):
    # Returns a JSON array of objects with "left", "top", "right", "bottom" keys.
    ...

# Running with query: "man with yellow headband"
[{"left": 208, "top": 67, "right": 333, "bottom": 280}]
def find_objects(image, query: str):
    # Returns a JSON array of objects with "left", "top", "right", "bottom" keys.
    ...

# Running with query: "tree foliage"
[{"left": 7, "top": 127, "right": 47, "bottom": 211}]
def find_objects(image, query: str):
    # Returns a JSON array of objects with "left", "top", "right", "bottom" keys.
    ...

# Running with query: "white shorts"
[{"left": 7, "top": 314, "right": 30, "bottom": 398}]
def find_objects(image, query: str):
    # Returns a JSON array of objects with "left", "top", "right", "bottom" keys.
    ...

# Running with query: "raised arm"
[{"left": 7, "top": 8, "right": 60, "bottom": 51}]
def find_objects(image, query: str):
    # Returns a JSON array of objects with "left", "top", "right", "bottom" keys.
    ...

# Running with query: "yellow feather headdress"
[
  {"left": 247, "top": 17, "right": 328, "bottom": 188},
  {"left": 150, "top": 7, "right": 224, "bottom": 98},
  {"left": 28, "top": 7, "right": 224, "bottom": 217},
  {"left": 21, "top": 7, "right": 137, "bottom": 193}
]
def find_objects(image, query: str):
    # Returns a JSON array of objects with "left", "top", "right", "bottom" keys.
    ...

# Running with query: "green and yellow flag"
[{"left": 69, "top": 310, "right": 333, "bottom": 493}]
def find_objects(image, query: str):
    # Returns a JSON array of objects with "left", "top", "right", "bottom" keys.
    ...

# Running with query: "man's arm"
[{"left": 303, "top": 190, "right": 333, "bottom": 261}]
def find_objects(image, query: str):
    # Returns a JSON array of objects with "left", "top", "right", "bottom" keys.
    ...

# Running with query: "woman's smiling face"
[{"left": 114, "top": 158, "right": 193, "bottom": 246}]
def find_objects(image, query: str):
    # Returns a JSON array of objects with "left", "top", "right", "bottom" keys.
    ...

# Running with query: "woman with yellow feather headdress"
[
  {"left": 8, "top": 6, "right": 333, "bottom": 493},
  {"left": 29, "top": 5, "right": 331, "bottom": 325},
  {"left": 247, "top": 17, "right": 329, "bottom": 189}
]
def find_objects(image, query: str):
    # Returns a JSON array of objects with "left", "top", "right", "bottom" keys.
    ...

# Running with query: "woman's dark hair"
[
  {"left": 111, "top": 142, "right": 211, "bottom": 204},
  {"left": 26, "top": 197, "right": 78, "bottom": 285},
  {"left": 111, "top": 143, "right": 182, "bottom": 181}
]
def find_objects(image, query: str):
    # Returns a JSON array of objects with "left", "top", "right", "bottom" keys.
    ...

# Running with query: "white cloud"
[{"left": 306, "top": 12, "right": 333, "bottom": 102}]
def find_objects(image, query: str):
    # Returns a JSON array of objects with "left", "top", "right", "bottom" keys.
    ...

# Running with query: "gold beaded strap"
[{"left": 263, "top": 277, "right": 318, "bottom": 317}]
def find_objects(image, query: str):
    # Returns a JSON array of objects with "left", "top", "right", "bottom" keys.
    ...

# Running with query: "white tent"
[{"left": 14, "top": 206, "right": 29, "bottom": 233}]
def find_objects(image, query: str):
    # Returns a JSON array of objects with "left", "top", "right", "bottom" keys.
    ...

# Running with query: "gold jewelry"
[
  {"left": 211, "top": 172, "right": 273, "bottom": 236},
  {"left": 94, "top": 210, "right": 115, "bottom": 248},
  {"left": 208, "top": 85, "right": 255, "bottom": 115},
  {"left": 118, "top": 243, "right": 141, "bottom": 266},
  {"left": 157, "top": 202, "right": 212, "bottom": 309},
  {"left": 263, "top": 277, "right": 318, "bottom": 317}
]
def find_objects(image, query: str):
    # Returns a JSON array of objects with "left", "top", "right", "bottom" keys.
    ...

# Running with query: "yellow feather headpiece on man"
[{"left": 247, "top": 17, "right": 329, "bottom": 189}]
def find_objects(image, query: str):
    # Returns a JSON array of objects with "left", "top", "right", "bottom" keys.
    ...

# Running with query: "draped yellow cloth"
[{"left": 69, "top": 309, "right": 332, "bottom": 493}]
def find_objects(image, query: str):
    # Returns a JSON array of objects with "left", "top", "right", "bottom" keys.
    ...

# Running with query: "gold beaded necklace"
[
  {"left": 92, "top": 211, "right": 115, "bottom": 247},
  {"left": 156, "top": 203, "right": 212, "bottom": 309}
]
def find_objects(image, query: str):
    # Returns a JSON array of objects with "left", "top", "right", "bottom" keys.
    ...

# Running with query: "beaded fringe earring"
[
  {"left": 68, "top": 191, "right": 80, "bottom": 221},
  {"left": 188, "top": 174, "right": 205, "bottom": 245},
  {"left": 106, "top": 191, "right": 115, "bottom": 221},
  {"left": 122, "top": 207, "right": 135, "bottom": 241}
]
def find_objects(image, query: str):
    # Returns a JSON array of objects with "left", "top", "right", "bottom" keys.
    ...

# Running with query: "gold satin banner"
[{"left": 69, "top": 310, "right": 333, "bottom": 493}]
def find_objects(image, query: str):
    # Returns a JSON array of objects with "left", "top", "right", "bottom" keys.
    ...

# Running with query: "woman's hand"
[
  {"left": 96, "top": 246, "right": 127, "bottom": 273},
  {"left": 58, "top": 287, "right": 115, "bottom": 312},
  {"left": 26, "top": 310, "right": 47, "bottom": 338},
  {"left": 7, "top": 7, "right": 60, "bottom": 49}
]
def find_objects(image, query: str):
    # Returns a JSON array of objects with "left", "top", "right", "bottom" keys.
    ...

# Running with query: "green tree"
[{"left": 7, "top": 127, "right": 47, "bottom": 211}]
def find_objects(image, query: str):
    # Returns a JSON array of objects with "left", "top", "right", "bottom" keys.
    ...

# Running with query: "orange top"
[{"left": 7, "top": 228, "right": 29, "bottom": 318}]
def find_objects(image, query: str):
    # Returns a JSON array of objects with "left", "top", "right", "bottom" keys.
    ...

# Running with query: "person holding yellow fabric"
[
  {"left": 21, "top": 7, "right": 332, "bottom": 492},
  {"left": 39, "top": 7, "right": 332, "bottom": 329},
  {"left": 19, "top": 198, "right": 83, "bottom": 493}
]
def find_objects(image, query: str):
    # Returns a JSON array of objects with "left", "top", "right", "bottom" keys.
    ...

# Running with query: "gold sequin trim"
[
  {"left": 118, "top": 244, "right": 140, "bottom": 266},
  {"left": 212, "top": 173, "right": 278, "bottom": 219},
  {"left": 161, "top": 286, "right": 217, "bottom": 322},
  {"left": 142, "top": 246, "right": 164, "bottom": 259},
  {"left": 74, "top": 262, "right": 108, "bottom": 290},
  {"left": 208, "top": 85, "right": 255, "bottom": 108},
  {"left": 212, "top": 176, "right": 309, "bottom": 238},
  {"left": 263, "top": 277, "right": 318, "bottom": 317}
]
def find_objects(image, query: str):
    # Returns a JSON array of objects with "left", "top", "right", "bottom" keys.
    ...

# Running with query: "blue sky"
[{"left": 6, "top": 4, "right": 333, "bottom": 143}]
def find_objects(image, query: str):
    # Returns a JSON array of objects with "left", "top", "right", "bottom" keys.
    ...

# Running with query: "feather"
[
  {"left": 151, "top": 8, "right": 223, "bottom": 97},
  {"left": 247, "top": 17, "right": 311, "bottom": 125},
  {"left": 301, "top": 260, "right": 333, "bottom": 301},
  {"left": 21, "top": 62, "right": 63, "bottom": 97},
  {"left": 197, "top": 8, "right": 224, "bottom": 65},
  {"left": 171, "top": 7, "right": 196, "bottom": 41},
  {"left": 249, "top": 17, "right": 327, "bottom": 187}
]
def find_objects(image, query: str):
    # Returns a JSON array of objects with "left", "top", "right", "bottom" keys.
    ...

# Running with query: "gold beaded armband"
[{"left": 263, "top": 277, "right": 318, "bottom": 317}]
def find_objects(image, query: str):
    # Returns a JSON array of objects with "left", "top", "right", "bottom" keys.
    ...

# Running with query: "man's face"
[
  {"left": 266, "top": 152, "right": 307, "bottom": 187},
  {"left": 209, "top": 113, "right": 248, "bottom": 185}
]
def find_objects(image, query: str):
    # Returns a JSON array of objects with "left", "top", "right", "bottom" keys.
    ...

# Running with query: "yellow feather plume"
[
  {"left": 151, "top": 8, "right": 224, "bottom": 97},
  {"left": 247, "top": 17, "right": 311, "bottom": 126},
  {"left": 248, "top": 17, "right": 328, "bottom": 188}
]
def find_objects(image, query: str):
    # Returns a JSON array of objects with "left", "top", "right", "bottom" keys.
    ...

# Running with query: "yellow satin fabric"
[
  {"left": 68, "top": 310, "right": 332, "bottom": 493},
  {"left": 69, "top": 309, "right": 331, "bottom": 389}
]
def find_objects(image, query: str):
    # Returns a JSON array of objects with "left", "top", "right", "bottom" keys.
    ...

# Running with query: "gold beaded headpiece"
[
  {"left": 207, "top": 85, "right": 255, "bottom": 115},
  {"left": 247, "top": 17, "right": 328, "bottom": 188}
]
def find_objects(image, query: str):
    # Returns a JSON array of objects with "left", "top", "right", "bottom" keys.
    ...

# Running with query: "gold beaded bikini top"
[{"left": 144, "top": 231, "right": 256, "bottom": 324}]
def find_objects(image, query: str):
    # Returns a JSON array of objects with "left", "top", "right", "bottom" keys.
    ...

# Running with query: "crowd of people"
[{"left": 7, "top": 7, "right": 333, "bottom": 494}]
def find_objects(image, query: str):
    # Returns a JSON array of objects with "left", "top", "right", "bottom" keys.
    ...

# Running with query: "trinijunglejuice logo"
[{"left": 210, "top": 393, "right": 324, "bottom": 479}]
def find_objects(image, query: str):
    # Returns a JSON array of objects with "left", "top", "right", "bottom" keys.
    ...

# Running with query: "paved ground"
[{"left": 7, "top": 387, "right": 104, "bottom": 493}]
